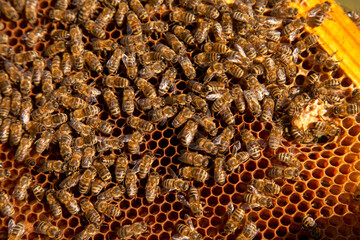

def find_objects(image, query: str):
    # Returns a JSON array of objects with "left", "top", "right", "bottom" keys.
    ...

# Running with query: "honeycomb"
[{"left": 0, "top": 0, "right": 360, "bottom": 239}]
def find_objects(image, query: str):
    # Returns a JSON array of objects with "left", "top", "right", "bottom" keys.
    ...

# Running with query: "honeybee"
[
  {"left": 154, "top": 42, "right": 176, "bottom": 62},
  {"left": 230, "top": 85, "right": 246, "bottom": 114},
  {"left": 145, "top": 172, "right": 160, "bottom": 203},
  {"left": 204, "top": 63, "right": 228, "bottom": 84},
  {"left": 115, "top": 2, "right": 129, "bottom": 27},
  {"left": 194, "top": 52, "right": 221, "bottom": 68},
  {"left": 209, "top": 90, "right": 232, "bottom": 113},
  {"left": 4, "top": 61, "right": 22, "bottom": 84},
  {"left": 167, "top": 32, "right": 186, "bottom": 55},
  {"left": 188, "top": 94, "right": 208, "bottom": 114},
  {"left": 0, "top": 168, "right": 10, "bottom": 182},
  {"left": 80, "top": 147, "right": 95, "bottom": 169},
  {"left": 95, "top": 7, "right": 115, "bottom": 29},
  {"left": 56, "top": 189, "right": 80, "bottom": 215},
  {"left": 244, "top": 187, "right": 273, "bottom": 209},
  {"left": 0, "top": 1, "right": 19, "bottom": 20},
  {"left": 178, "top": 119, "right": 198, "bottom": 147},
  {"left": 7, "top": 219, "right": 25, "bottom": 240},
  {"left": 174, "top": 215, "right": 202, "bottom": 240},
  {"left": 59, "top": 134, "right": 73, "bottom": 161},
  {"left": 71, "top": 105, "right": 101, "bottom": 120},
  {"left": 308, "top": 1, "right": 331, "bottom": 27},
  {"left": 68, "top": 118, "right": 91, "bottom": 137},
  {"left": 14, "top": 51, "right": 39, "bottom": 65},
  {"left": 121, "top": 131, "right": 144, "bottom": 155},
  {"left": 213, "top": 126, "right": 234, "bottom": 153},
  {"left": 9, "top": 120, "right": 23, "bottom": 146},
  {"left": 178, "top": 150, "right": 208, "bottom": 167},
  {"left": 83, "top": 20, "right": 106, "bottom": 39},
  {"left": 66, "top": 148, "right": 82, "bottom": 172},
  {"left": 87, "top": 117, "right": 113, "bottom": 135},
  {"left": 78, "top": 0, "right": 97, "bottom": 22},
  {"left": 0, "top": 44, "right": 13, "bottom": 58},
  {"left": 13, "top": 173, "right": 32, "bottom": 200},
  {"left": 179, "top": 166, "right": 209, "bottom": 182},
  {"left": 117, "top": 222, "right": 148, "bottom": 239},
  {"left": 234, "top": 36, "right": 256, "bottom": 60},
  {"left": 224, "top": 203, "right": 245, "bottom": 234},
  {"left": 163, "top": 167, "right": 191, "bottom": 192},
  {"left": 139, "top": 61, "right": 167, "bottom": 80},
  {"left": 76, "top": 224, "right": 99, "bottom": 240},
  {"left": 250, "top": 178, "right": 281, "bottom": 197},
  {"left": 120, "top": 87, "right": 135, "bottom": 116},
  {"left": 286, "top": 93, "right": 311, "bottom": 116},
  {"left": 92, "top": 39, "right": 119, "bottom": 52},
  {"left": 179, "top": 55, "right": 196, "bottom": 80},
  {"left": 220, "top": 12, "right": 234, "bottom": 40},
  {"left": 171, "top": 106, "right": 194, "bottom": 128},
  {"left": 282, "top": 17, "right": 306, "bottom": 41},
  {"left": 276, "top": 152, "right": 301, "bottom": 168},
  {"left": 91, "top": 178, "right": 106, "bottom": 195},
  {"left": 295, "top": 34, "right": 319, "bottom": 53},
  {"left": 193, "top": 18, "right": 211, "bottom": 44},
  {"left": 49, "top": 9, "right": 77, "bottom": 23},
  {"left": 122, "top": 54, "right": 138, "bottom": 79},
  {"left": 93, "top": 159, "right": 112, "bottom": 182},
  {"left": 42, "top": 113, "right": 68, "bottom": 128},
  {"left": 15, "top": 134, "right": 34, "bottom": 162},
  {"left": 41, "top": 70, "right": 54, "bottom": 95},
  {"left": 128, "top": 0, "right": 148, "bottom": 22},
  {"left": 236, "top": 221, "right": 259, "bottom": 240},
  {"left": 190, "top": 134, "right": 218, "bottom": 155},
  {"left": 170, "top": 10, "right": 196, "bottom": 25},
  {"left": 98, "top": 185, "right": 126, "bottom": 202},
  {"left": 268, "top": 166, "right": 299, "bottom": 180},
  {"left": 226, "top": 141, "right": 250, "bottom": 172},
  {"left": 50, "top": 55, "right": 63, "bottom": 83},
  {"left": 260, "top": 97, "right": 274, "bottom": 123},
  {"left": 79, "top": 198, "right": 101, "bottom": 225},
  {"left": 84, "top": 50, "right": 103, "bottom": 72},
  {"left": 71, "top": 44, "right": 85, "bottom": 70},
  {"left": 106, "top": 48, "right": 124, "bottom": 74},
  {"left": 0, "top": 71, "right": 12, "bottom": 97},
  {"left": 61, "top": 53, "right": 72, "bottom": 78},
  {"left": 244, "top": 90, "right": 261, "bottom": 117},
  {"left": 309, "top": 121, "right": 340, "bottom": 138},
  {"left": 214, "top": 155, "right": 226, "bottom": 185},
  {"left": 178, "top": 186, "right": 203, "bottom": 218},
  {"left": 103, "top": 88, "right": 121, "bottom": 118},
  {"left": 44, "top": 41, "right": 66, "bottom": 56},
  {"left": 24, "top": 26, "right": 46, "bottom": 48},
  {"left": 112, "top": 154, "right": 128, "bottom": 183},
  {"left": 240, "top": 129, "right": 261, "bottom": 160},
  {"left": 50, "top": 29, "right": 70, "bottom": 41},
  {"left": 127, "top": 116, "right": 155, "bottom": 133},
  {"left": 32, "top": 184, "right": 45, "bottom": 202},
  {"left": 212, "top": 20, "right": 227, "bottom": 43},
  {"left": 35, "top": 221, "right": 61, "bottom": 239},
  {"left": 59, "top": 171, "right": 81, "bottom": 189},
  {"left": 172, "top": 25, "right": 195, "bottom": 46},
  {"left": 0, "top": 118, "right": 11, "bottom": 143},
  {"left": 126, "top": 10, "right": 142, "bottom": 36},
  {"left": 95, "top": 199, "right": 122, "bottom": 217},
  {"left": 0, "top": 190, "right": 14, "bottom": 217},
  {"left": 314, "top": 51, "right": 339, "bottom": 70},
  {"left": 39, "top": 160, "right": 64, "bottom": 174},
  {"left": 303, "top": 215, "right": 322, "bottom": 239},
  {"left": 142, "top": 20, "right": 168, "bottom": 34},
  {"left": 268, "top": 125, "right": 283, "bottom": 151},
  {"left": 103, "top": 76, "right": 130, "bottom": 89},
  {"left": 137, "top": 97, "right": 165, "bottom": 111}
]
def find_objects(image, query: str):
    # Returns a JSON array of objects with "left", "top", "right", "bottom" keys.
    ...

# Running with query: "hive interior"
[{"left": 1, "top": 0, "right": 360, "bottom": 240}]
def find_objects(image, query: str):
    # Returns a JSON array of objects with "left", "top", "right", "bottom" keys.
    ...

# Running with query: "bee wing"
[
  {"left": 188, "top": 143, "right": 202, "bottom": 151},
  {"left": 268, "top": 30, "right": 281, "bottom": 38},
  {"left": 308, "top": 5, "right": 322, "bottom": 17},
  {"left": 226, "top": 203, "right": 234, "bottom": 216},
  {"left": 167, "top": 166, "right": 179, "bottom": 179},
  {"left": 240, "top": 203, "right": 251, "bottom": 211},
  {"left": 172, "top": 234, "right": 189, "bottom": 240},
  {"left": 130, "top": 159, "right": 142, "bottom": 173},
  {"left": 177, "top": 194, "right": 191, "bottom": 208},
  {"left": 265, "top": 17, "right": 282, "bottom": 28},
  {"left": 185, "top": 214, "right": 195, "bottom": 230},
  {"left": 206, "top": 93, "right": 224, "bottom": 101},
  {"left": 292, "top": 47, "right": 299, "bottom": 62},
  {"left": 118, "top": 134, "right": 133, "bottom": 143},
  {"left": 122, "top": 54, "right": 130, "bottom": 68},
  {"left": 232, "top": 140, "right": 242, "bottom": 155},
  {"left": 233, "top": 44, "right": 247, "bottom": 59},
  {"left": 289, "top": 29, "right": 299, "bottom": 42},
  {"left": 213, "top": 134, "right": 223, "bottom": 145},
  {"left": 8, "top": 219, "right": 15, "bottom": 235}
]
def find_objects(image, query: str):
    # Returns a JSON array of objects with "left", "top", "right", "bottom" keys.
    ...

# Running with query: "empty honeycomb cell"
[
  {"left": 206, "top": 227, "right": 217, "bottom": 237},
  {"left": 325, "top": 166, "right": 338, "bottom": 177},
  {"left": 334, "top": 204, "right": 348, "bottom": 216},
  {"left": 32, "top": 203, "right": 43, "bottom": 213},
  {"left": 210, "top": 216, "right": 221, "bottom": 228},
  {"left": 267, "top": 218, "right": 279, "bottom": 229},
  {"left": 219, "top": 195, "right": 230, "bottom": 206},
  {"left": 311, "top": 197, "right": 324, "bottom": 209},
  {"left": 27, "top": 213, "right": 37, "bottom": 223},
  {"left": 285, "top": 204, "right": 296, "bottom": 215},
  {"left": 341, "top": 77, "right": 353, "bottom": 87},
  {"left": 260, "top": 209, "right": 271, "bottom": 221},
  {"left": 289, "top": 193, "right": 301, "bottom": 204},
  {"left": 155, "top": 213, "right": 166, "bottom": 223},
  {"left": 316, "top": 187, "right": 329, "bottom": 198},
  {"left": 168, "top": 212, "right": 178, "bottom": 221},
  {"left": 321, "top": 206, "right": 334, "bottom": 217},
  {"left": 275, "top": 226, "right": 288, "bottom": 237},
  {"left": 240, "top": 172, "right": 252, "bottom": 182},
  {"left": 341, "top": 136, "right": 354, "bottom": 146},
  {"left": 325, "top": 195, "right": 337, "bottom": 207},
  {"left": 324, "top": 142, "right": 337, "bottom": 150},
  {"left": 304, "top": 160, "right": 316, "bottom": 170},
  {"left": 231, "top": 193, "right": 242, "bottom": 204},
  {"left": 251, "top": 121, "right": 262, "bottom": 132},
  {"left": 207, "top": 196, "right": 218, "bottom": 207},
  {"left": 350, "top": 142, "right": 360, "bottom": 153},
  {"left": 289, "top": 222, "right": 301, "bottom": 234},
  {"left": 334, "top": 147, "right": 346, "bottom": 156},
  {"left": 338, "top": 225, "right": 352, "bottom": 237},
  {"left": 307, "top": 179, "right": 320, "bottom": 190},
  {"left": 303, "top": 190, "right": 315, "bottom": 201},
  {"left": 312, "top": 169, "right": 324, "bottom": 179},
  {"left": 330, "top": 156, "right": 342, "bottom": 167},
  {"left": 263, "top": 229, "right": 275, "bottom": 239},
  {"left": 330, "top": 185, "right": 342, "bottom": 195},
  {"left": 349, "top": 125, "right": 360, "bottom": 136},
  {"left": 294, "top": 181, "right": 306, "bottom": 193},
  {"left": 257, "top": 158, "right": 269, "bottom": 169},
  {"left": 329, "top": 215, "right": 342, "bottom": 227},
  {"left": 349, "top": 172, "right": 360, "bottom": 183},
  {"left": 344, "top": 153, "right": 359, "bottom": 163},
  {"left": 334, "top": 175, "right": 347, "bottom": 185},
  {"left": 338, "top": 193, "right": 352, "bottom": 205}
]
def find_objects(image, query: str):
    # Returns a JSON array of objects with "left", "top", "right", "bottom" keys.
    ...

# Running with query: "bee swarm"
[{"left": 0, "top": 0, "right": 360, "bottom": 240}]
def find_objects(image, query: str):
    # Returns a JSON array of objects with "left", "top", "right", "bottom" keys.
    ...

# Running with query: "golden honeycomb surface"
[{"left": 0, "top": 0, "right": 360, "bottom": 240}]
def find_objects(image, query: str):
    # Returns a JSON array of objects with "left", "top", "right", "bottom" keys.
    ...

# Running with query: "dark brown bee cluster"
[{"left": 0, "top": 0, "right": 359, "bottom": 239}]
